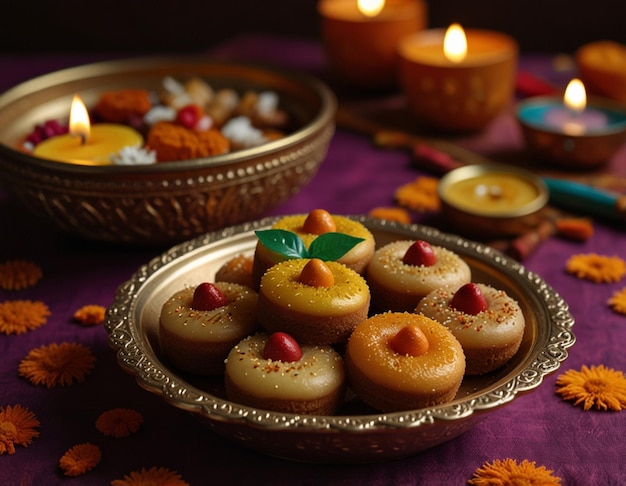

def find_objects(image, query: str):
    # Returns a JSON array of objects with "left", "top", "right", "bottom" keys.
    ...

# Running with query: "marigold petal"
[
  {"left": 608, "top": 287, "right": 626, "bottom": 315},
  {"left": 0, "top": 300, "right": 50, "bottom": 335},
  {"left": 18, "top": 342, "right": 96, "bottom": 388},
  {"left": 565, "top": 253, "right": 626, "bottom": 283},
  {"left": 0, "top": 405, "right": 40, "bottom": 455},
  {"left": 468, "top": 458, "right": 561, "bottom": 485},
  {"left": 111, "top": 466, "right": 189, "bottom": 486},
  {"left": 73, "top": 304, "right": 106, "bottom": 326},
  {"left": 0, "top": 260, "right": 43, "bottom": 290},
  {"left": 394, "top": 176, "right": 440, "bottom": 213},
  {"left": 96, "top": 408, "right": 143, "bottom": 438},
  {"left": 556, "top": 364, "right": 626, "bottom": 412},
  {"left": 368, "top": 206, "right": 412, "bottom": 224},
  {"left": 59, "top": 442, "right": 101, "bottom": 476}
]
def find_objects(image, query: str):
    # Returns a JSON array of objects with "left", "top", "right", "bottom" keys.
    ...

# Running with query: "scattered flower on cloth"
[
  {"left": 565, "top": 253, "right": 626, "bottom": 283},
  {"left": 96, "top": 408, "right": 144, "bottom": 438},
  {"left": 111, "top": 466, "right": 189, "bottom": 486},
  {"left": 59, "top": 443, "right": 102, "bottom": 477},
  {"left": 608, "top": 287, "right": 626, "bottom": 315},
  {"left": 0, "top": 405, "right": 40, "bottom": 455},
  {"left": 0, "top": 300, "right": 50, "bottom": 335},
  {"left": 556, "top": 364, "right": 626, "bottom": 411},
  {"left": 18, "top": 342, "right": 95, "bottom": 387},
  {"left": 73, "top": 304, "right": 107, "bottom": 326},
  {"left": 368, "top": 206, "right": 412, "bottom": 224},
  {"left": 394, "top": 176, "right": 440, "bottom": 213},
  {"left": 0, "top": 260, "right": 42, "bottom": 290},
  {"left": 468, "top": 458, "right": 561, "bottom": 485}
]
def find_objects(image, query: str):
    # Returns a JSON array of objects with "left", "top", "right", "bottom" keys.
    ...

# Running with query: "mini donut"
[
  {"left": 366, "top": 240, "right": 471, "bottom": 313},
  {"left": 158, "top": 282, "right": 259, "bottom": 376},
  {"left": 416, "top": 283, "right": 525, "bottom": 375},
  {"left": 252, "top": 210, "right": 376, "bottom": 289},
  {"left": 224, "top": 333, "right": 346, "bottom": 415},
  {"left": 345, "top": 312, "right": 466, "bottom": 412},
  {"left": 257, "top": 258, "right": 370, "bottom": 344}
]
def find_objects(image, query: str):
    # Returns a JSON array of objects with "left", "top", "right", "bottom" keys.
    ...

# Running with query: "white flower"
[
  {"left": 221, "top": 116, "right": 268, "bottom": 148},
  {"left": 110, "top": 146, "right": 156, "bottom": 165}
]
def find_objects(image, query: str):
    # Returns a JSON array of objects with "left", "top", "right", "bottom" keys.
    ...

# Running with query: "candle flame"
[
  {"left": 69, "top": 94, "right": 90, "bottom": 144},
  {"left": 443, "top": 23, "right": 467, "bottom": 63},
  {"left": 357, "top": 0, "right": 384, "bottom": 17},
  {"left": 564, "top": 78, "right": 587, "bottom": 114}
]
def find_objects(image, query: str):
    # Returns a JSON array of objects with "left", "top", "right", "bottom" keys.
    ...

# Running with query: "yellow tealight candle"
[{"left": 33, "top": 94, "right": 143, "bottom": 166}]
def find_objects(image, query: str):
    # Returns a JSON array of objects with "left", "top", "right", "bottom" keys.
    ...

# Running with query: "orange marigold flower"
[
  {"left": 0, "top": 300, "right": 50, "bottom": 335},
  {"left": 18, "top": 342, "right": 96, "bottom": 388},
  {"left": 59, "top": 442, "right": 102, "bottom": 477},
  {"left": 368, "top": 206, "right": 412, "bottom": 224},
  {"left": 0, "top": 260, "right": 42, "bottom": 291},
  {"left": 96, "top": 408, "right": 143, "bottom": 438},
  {"left": 394, "top": 176, "right": 440, "bottom": 213},
  {"left": 468, "top": 458, "right": 561, "bottom": 485},
  {"left": 608, "top": 287, "right": 626, "bottom": 315},
  {"left": 556, "top": 364, "right": 626, "bottom": 411},
  {"left": 73, "top": 304, "right": 106, "bottom": 326},
  {"left": 0, "top": 404, "right": 40, "bottom": 455},
  {"left": 565, "top": 253, "right": 626, "bottom": 283},
  {"left": 111, "top": 466, "right": 189, "bottom": 486}
]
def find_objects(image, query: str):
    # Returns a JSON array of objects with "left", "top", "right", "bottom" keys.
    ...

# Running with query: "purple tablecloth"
[{"left": 1, "top": 35, "right": 625, "bottom": 485}]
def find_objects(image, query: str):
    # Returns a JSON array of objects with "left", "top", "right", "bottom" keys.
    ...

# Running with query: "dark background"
[{"left": 1, "top": 0, "right": 624, "bottom": 54}]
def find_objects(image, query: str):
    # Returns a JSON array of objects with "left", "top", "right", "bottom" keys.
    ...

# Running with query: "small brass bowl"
[
  {"left": 438, "top": 164, "right": 549, "bottom": 240},
  {"left": 0, "top": 57, "right": 336, "bottom": 246},
  {"left": 104, "top": 216, "right": 575, "bottom": 463},
  {"left": 516, "top": 96, "right": 626, "bottom": 169}
]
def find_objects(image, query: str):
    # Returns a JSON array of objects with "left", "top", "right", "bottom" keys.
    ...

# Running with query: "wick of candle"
[{"left": 475, "top": 184, "right": 503, "bottom": 200}]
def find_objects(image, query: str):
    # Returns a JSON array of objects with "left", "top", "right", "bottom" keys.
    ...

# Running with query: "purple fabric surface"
[{"left": 1, "top": 35, "right": 625, "bottom": 485}]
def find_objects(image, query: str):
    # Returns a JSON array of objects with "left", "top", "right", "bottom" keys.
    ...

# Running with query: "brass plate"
[{"left": 105, "top": 216, "right": 575, "bottom": 463}]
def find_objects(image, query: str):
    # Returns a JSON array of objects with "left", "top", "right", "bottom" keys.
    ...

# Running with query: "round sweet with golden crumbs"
[
  {"left": 224, "top": 333, "right": 346, "bottom": 415},
  {"left": 214, "top": 254, "right": 254, "bottom": 288},
  {"left": 416, "top": 283, "right": 525, "bottom": 375},
  {"left": 345, "top": 312, "right": 465, "bottom": 412},
  {"left": 257, "top": 258, "right": 370, "bottom": 344},
  {"left": 366, "top": 240, "right": 471, "bottom": 313},
  {"left": 251, "top": 212, "right": 376, "bottom": 289},
  {"left": 158, "top": 282, "right": 259, "bottom": 376}
]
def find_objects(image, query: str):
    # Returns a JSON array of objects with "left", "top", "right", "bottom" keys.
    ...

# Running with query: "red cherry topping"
[
  {"left": 402, "top": 240, "right": 437, "bottom": 266},
  {"left": 449, "top": 283, "right": 488, "bottom": 315},
  {"left": 176, "top": 104, "right": 202, "bottom": 129},
  {"left": 263, "top": 332, "right": 303, "bottom": 362},
  {"left": 191, "top": 282, "right": 228, "bottom": 311}
]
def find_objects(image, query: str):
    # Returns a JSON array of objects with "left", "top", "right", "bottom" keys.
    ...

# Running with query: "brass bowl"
[
  {"left": 0, "top": 57, "right": 336, "bottom": 246},
  {"left": 104, "top": 216, "right": 575, "bottom": 464}
]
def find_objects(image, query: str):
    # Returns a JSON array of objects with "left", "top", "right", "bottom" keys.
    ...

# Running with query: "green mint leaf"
[
  {"left": 255, "top": 229, "right": 309, "bottom": 259},
  {"left": 308, "top": 233, "right": 365, "bottom": 261}
]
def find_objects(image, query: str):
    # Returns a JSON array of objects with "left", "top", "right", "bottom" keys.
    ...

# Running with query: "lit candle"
[
  {"left": 543, "top": 79, "right": 608, "bottom": 135},
  {"left": 33, "top": 94, "right": 143, "bottom": 165},
  {"left": 318, "top": 0, "right": 427, "bottom": 89},
  {"left": 397, "top": 24, "right": 518, "bottom": 132}
]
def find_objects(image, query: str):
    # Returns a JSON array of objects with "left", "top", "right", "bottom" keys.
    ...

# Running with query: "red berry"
[
  {"left": 263, "top": 332, "right": 303, "bottom": 362},
  {"left": 449, "top": 283, "right": 488, "bottom": 315},
  {"left": 176, "top": 105, "right": 201, "bottom": 129},
  {"left": 191, "top": 282, "right": 228, "bottom": 311},
  {"left": 402, "top": 240, "right": 437, "bottom": 266}
]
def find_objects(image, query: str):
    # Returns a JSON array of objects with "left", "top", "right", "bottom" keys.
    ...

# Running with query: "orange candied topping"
[
  {"left": 0, "top": 300, "right": 50, "bottom": 335},
  {"left": 93, "top": 89, "right": 152, "bottom": 123},
  {"left": 394, "top": 176, "right": 440, "bottom": 213},
  {"left": 0, "top": 259, "right": 42, "bottom": 290},
  {"left": 468, "top": 458, "right": 561, "bottom": 485},
  {"left": 73, "top": 304, "right": 106, "bottom": 326},
  {"left": 95, "top": 408, "right": 144, "bottom": 438},
  {"left": 111, "top": 466, "right": 189, "bottom": 486},
  {"left": 556, "top": 364, "right": 626, "bottom": 411},
  {"left": 608, "top": 287, "right": 626, "bottom": 315},
  {"left": 565, "top": 253, "right": 626, "bottom": 283},
  {"left": 368, "top": 206, "right": 412, "bottom": 224},
  {"left": 0, "top": 404, "right": 40, "bottom": 455},
  {"left": 18, "top": 342, "right": 96, "bottom": 388},
  {"left": 146, "top": 121, "right": 230, "bottom": 162},
  {"left": 59, "top": 443, "right": 102, "bottom": 477}
]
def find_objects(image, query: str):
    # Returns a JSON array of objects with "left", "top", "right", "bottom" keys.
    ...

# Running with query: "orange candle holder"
[
  {"left": 318, "top": 0, "right": 427, "bottom": 90},
  {"left": 397, "top": 28, "right": 518, "bottom": 132}
]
